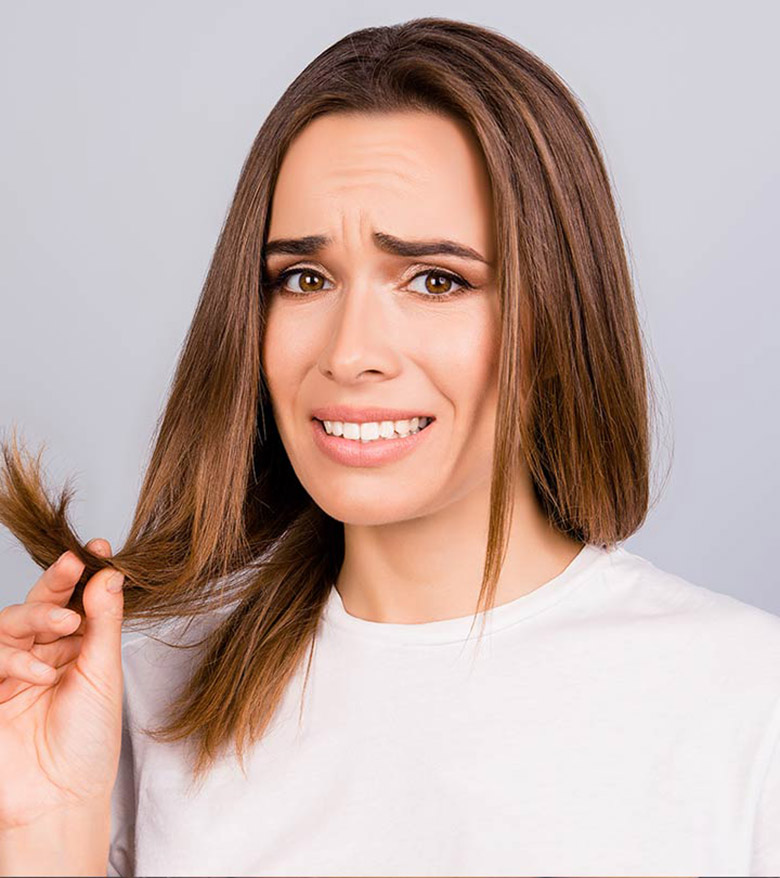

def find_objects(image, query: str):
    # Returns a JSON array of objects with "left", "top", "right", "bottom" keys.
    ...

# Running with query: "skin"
[{"left": 261, "top": 109, "right": 582, "bottom": 624}]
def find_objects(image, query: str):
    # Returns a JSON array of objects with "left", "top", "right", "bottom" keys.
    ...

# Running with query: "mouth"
[
  {"left": 312, "top": 415, "right": 434, "bottom": 443},
  {"left": 310, "top": 415, "right": 436, "bottom": 467}
]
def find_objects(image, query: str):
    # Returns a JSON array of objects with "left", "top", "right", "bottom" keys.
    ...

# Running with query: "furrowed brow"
[
  {"left": 372, "top": 230, "right": 488, "bottom": 263},
  {"left": 262, "top": 230, "right": 489, "bottom": 264},
  {"left": 263, "top": 234, "right": 330, "bottom": 258}
]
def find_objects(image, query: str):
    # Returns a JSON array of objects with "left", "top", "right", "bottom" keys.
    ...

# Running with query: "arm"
[{"left": 0, "top": 797, "right": 111, "bottom": 877}]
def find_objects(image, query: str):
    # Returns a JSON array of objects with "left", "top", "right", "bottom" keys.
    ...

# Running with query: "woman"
[{"left": 0, "top": 16, "right": 778, "bottom": 878}]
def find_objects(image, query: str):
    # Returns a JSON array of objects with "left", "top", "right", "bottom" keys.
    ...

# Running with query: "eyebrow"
[{"left": 262, "top": 230, "right": 489, "bottom": 264}]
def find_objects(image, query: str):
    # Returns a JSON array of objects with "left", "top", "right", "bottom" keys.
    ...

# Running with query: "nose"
[{"left": 317, "top": 284, "right": 402, "bottom": 384}]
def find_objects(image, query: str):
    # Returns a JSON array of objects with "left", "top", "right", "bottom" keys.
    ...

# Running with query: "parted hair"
[{"left": 0, "top": 16, "right": 670, "bottom": 788}]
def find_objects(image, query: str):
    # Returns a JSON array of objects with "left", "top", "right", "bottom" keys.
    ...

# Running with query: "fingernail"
[
  {"left": 106, "top": 570, "right": 125, "bottom": 593},
  {"left": 54, "top": 551, "right": 70, "bottom": 567}
]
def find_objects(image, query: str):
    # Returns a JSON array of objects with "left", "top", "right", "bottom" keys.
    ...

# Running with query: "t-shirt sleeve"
[
  {"left": 751, "top": 709, "right": 780, "bottom": 876},
  {"left": 107, "top": 678, "right": 137, "bottom": 877}
]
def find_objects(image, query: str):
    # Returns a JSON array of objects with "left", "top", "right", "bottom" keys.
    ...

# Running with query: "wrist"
[{"left": 0, "top": 798, "right": 111, "bottom": 877}]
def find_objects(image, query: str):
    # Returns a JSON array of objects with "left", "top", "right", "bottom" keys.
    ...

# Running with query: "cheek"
[
  {"left": 261, "top": 300, "right": 316, "bottom": 403},
  {"left": 423, "top": 304, "right": 499, "bottom": 417}
]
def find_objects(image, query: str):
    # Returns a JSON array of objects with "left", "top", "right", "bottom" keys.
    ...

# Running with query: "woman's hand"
[{"left": 0, "top": 539, "right": 126, "bottom": 830}]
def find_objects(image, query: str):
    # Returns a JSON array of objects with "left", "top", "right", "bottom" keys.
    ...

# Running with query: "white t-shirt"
[{"left": 107, "top": 544, "right": 780, "bottom": 877}]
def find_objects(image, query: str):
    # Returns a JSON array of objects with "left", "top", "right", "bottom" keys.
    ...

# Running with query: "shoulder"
[
  {"left": 596, "top": 545, "right": 780, "bottom": 694},
  {"left": 602, "top": 545, "right": 780, "bottom": 635}
]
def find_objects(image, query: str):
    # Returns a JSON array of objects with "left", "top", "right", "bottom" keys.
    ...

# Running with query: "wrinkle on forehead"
[
  {"left": 269, "top": 110, "right": 495, "bottom": 259},
  {"left": 315, "top": 174, "right": 424, "bottom": 210},
  {"left": 302, "top": 148, "right": 433, "bottom": 200},
  {"left": 324, "top": 168, "right": 425, "bottom": 194},
  {"left": 283, "top": 111, "right": 465, "bottom": 190},
  {"left": 327, "top": 135, "right": 432, "bottom": 172}
]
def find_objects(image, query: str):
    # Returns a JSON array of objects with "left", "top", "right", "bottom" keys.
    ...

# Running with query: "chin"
[{"left": 307, "top": 485, "right": 428, "bottom": 527}]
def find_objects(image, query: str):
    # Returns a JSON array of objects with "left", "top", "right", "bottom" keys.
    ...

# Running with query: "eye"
[
  {"left": 405, "top": 268, "right": 474, "bottom": 299},
  {"left": 265, "top": 265, "right": 475, "bottom": 300},
  {"left": 268, "top": 268, "right": 333, "bottom": 295}
]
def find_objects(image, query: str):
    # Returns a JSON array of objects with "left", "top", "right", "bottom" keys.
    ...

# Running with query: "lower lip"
[{"left": 311, "top": 418, "right": 435, "bottom": 467}]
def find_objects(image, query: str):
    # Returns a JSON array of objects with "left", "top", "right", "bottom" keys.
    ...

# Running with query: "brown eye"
[
  {"left": 407, "top": 269, "right": 472, "bottom": 299},
  {"left": 270, "top": 269, "right": 333, "bottom": 295},
  {"left": 298, "top": 271, "right": 326, "bottom": 292},
  {"left": 424, "top": 273, "right": 454, "bottom": 295}
]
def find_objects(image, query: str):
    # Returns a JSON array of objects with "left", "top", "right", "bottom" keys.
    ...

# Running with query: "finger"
[
  {"left": 0, "top": 642, "right": 60, "bottom": 686},
  {"left": 25, "top": 538, "right": 113, "bottom": 608},
  {"left": 30, "top": 632, "right": 84, "bottom": 670},
  {"left": 76, "top": 564, "right": 125, "bottom": 695},
  {"left": 86, "top": 538, "right": 112, "bottom": 559},
  {"left": 0, "top": 634, "right": 82, "bottom": 704},
  {"left": 25, "top": 550, "right": 86, "bottom": 607},
  {"left": 0, "top": 600, "right": 82, "bottom": 645},
  {"left": 61, "top": 540, "right": 111, "bottom": 640},
  {"left": 0, "top": 634, "right": 81, "bottom": 686}
]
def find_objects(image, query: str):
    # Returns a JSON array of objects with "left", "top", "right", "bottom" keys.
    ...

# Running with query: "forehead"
[{"left": 268, "top": 110, "right": 495, "bottom": 262}]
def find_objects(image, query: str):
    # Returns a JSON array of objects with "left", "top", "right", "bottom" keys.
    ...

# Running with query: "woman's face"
[{"left": 262, "top": 109, "right": 500, "bottom": 525}]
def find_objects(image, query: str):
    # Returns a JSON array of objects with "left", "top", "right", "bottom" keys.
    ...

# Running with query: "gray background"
[{"left": 1, "top": 1, "right": 778, "bottom": 617}]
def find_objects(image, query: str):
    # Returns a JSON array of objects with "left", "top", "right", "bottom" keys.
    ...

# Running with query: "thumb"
[{"left": 77, "top": 540, "right": 125, "bottom": 694}]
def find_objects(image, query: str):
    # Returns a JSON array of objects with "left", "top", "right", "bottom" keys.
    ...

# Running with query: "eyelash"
[{"left": 264, "top": 265, "right": 475, "bottom": 301}]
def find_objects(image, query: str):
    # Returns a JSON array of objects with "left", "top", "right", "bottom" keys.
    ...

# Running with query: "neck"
[{"left": 334, "top": 470, "right": 583, "bottom": 624}]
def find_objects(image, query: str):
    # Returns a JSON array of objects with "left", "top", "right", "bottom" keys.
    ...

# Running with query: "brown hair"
[{"left": 0, "top": 16, "right": 671, "bottom": 789}]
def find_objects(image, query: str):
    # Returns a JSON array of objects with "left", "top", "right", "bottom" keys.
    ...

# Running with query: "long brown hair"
[{"left": 0, "top": 16, "right": 671, "bottom": 788}]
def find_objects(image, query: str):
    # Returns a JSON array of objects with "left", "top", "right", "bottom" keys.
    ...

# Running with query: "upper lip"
[{"left": 311, "top": 405, "right": 436, "bottom": 423}]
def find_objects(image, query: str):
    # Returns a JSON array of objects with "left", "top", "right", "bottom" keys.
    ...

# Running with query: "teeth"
[
  {"left": 321, "top": 417, "right": 431, "bottom": 441},
  {"left": 360, "top": 422, "right": 379, "bottom": 441}
]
